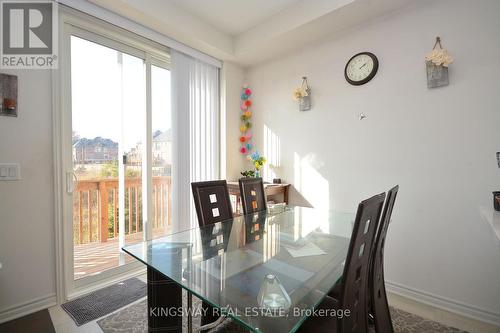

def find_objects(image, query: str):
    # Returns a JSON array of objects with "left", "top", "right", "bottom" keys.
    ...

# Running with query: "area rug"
[
  {"left": 97, "top": 296, "right": 469, "bottom": 333},
  {"left": 61, "top": 277, "right": 147, "bottom": 326},
  {"left": 97, "top": 292, "right": 244, "bottom": 333}
]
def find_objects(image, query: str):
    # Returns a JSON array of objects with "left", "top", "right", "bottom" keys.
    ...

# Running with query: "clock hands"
[{"left": 359, "top": 63, "right": 367, "bottom": 70}]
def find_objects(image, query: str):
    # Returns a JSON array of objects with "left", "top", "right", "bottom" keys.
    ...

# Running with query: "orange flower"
[{"left": 244, "top": 100, "right": 252, "bottom": 107}]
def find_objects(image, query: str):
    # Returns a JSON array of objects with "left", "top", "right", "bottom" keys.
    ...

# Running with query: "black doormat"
[
  {"left": 0, "top": 309, "right": 55, "bottom": 333},
  {"left": 61, "top": 277, "right": 147, "bottom": 326}
]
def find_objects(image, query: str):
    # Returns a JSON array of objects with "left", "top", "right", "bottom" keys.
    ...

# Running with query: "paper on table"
[{"left": 284, "top": 242, "right": 326, "bottom": 258}]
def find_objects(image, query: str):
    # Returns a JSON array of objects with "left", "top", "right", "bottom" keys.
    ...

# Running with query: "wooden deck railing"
[{"left": 73, "top": 176, "right": 171, "bottom": 245}]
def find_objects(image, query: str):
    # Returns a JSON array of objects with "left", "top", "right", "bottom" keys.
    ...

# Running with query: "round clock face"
[{"left": 345, "top": 52, "right": 379, "bottom": 85}]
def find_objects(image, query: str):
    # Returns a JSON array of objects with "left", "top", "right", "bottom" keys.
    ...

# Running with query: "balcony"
[{"left": 73, "top": 176, "right": 172, "bottom": 279}]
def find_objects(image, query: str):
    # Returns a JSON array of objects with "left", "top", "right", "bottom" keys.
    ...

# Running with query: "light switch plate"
[{"left": 0, "top": 163, "right": 20, "bottom": 181}]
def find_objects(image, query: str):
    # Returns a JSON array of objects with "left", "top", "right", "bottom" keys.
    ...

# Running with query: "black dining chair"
[
  {"left": 191, "top": 180, "right": 241, "bottom": 330},
  {"left": 191, "top": 180, "right": 234, "bottom": 227},
  {"left": 239, "top": 177, "right": 267, "bottom": 215},
  {"left": 297, "top": 192, "right": 386, "bottom": 333},
  {"left": 370, "top": 185, "right": 398, "bottom": 333}
]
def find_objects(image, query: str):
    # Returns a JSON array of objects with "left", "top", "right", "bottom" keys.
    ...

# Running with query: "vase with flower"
[{"left": 244, "top": 151, "right": 266, "bottom": 178}]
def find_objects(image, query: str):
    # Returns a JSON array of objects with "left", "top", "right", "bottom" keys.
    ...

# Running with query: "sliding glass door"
[
  {"left": 151, "top": 65, "right": 172, "bottom": 238},
  {"left": 64, "top": 23, "right": 171, "bottom": 288}
]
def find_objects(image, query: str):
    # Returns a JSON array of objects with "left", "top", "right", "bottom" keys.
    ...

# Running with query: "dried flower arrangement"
[
  {"left": 292, "top": 77, "right": 311, "bottom": 111},
  {"left": 425, "top": 37, "right": 453, "bottom": 88},
  {"left": 425, "top": 37, "right": 454, "bottom": 67}
]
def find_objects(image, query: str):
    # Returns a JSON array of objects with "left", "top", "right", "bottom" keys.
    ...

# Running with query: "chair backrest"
[
  {"left": 239, "top": 177, "right": 267, "bottom": 215},
  {"left": 199, "top": 220, "right": 233, "bottom": 260},
  {"left": 370, "top": 185, "right": 398, "bottom": 333},
  {"left": 339, "top": 192, "right": 386, "bottom": 333},
  {"left": 244, "top": 210, "right": 267, "bottom": 244},
  {"left": 191, "top": 180, "right": 233, "bottom": 227}
]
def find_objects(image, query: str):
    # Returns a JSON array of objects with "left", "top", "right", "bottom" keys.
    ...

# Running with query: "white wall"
[
  {"left": 221, "top": 62, "right": 246, "bottom": 180},
  {"left": 245, "top": 0, "right": 500, "bottom": 324},
  {"left": 0, "top": 70, "right": 56, "bottom": 318}
]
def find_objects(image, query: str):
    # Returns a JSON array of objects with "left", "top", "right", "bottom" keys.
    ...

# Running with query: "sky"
[{"left": 71, "top": 36, "right": 171, "bottom": 152}]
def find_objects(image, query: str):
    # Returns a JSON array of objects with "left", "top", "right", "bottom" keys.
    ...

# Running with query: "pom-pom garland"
[{"left": 239, "top": 85, "right": 254, "bottom": 155}]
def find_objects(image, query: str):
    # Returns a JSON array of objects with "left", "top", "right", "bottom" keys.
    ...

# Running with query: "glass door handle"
[{"left": 66, "top": 171, "right": 78, "bottom": 194}]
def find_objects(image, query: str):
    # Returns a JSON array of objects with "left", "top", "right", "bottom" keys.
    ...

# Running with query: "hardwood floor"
[
  {"left": 0, "top": 310, "right": 55, "bottom": 333},
  {"left": 74, "top": 227, "right": 171, "bottom": 279}
]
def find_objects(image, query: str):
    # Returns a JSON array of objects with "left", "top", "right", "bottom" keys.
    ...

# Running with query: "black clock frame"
[{"left": 344, "top": 52, "right": 379, "bottom": 86}]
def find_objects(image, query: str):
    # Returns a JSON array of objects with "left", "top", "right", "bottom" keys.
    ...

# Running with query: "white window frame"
[{"left": 52, "top": 7, "right": 171, "bottom": 302}]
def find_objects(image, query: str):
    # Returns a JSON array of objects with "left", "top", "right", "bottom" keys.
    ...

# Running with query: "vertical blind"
[{"left": 171, "top": 50, "right": 220, "bottom": 232}]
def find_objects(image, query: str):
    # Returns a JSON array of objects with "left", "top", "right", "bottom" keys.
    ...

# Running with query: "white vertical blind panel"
[{"left": 171, "top": 50, "right": 220, "bottom": 232}]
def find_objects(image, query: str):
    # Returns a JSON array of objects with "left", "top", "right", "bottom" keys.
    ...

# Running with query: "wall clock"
[{"left": 344, "top": 52, "right": 379, "bottom": 85}]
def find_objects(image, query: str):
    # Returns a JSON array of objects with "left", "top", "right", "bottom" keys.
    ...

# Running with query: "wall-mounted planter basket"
[
  {"left": 299, "top": 93, "right": 311, "bottom": 111},
  {"left": 425, "top": 37, "right": 453, "bottom": 89},
  {"left": 426, "top": 61, "right": 449, "bottom": 88},
  {"left": 294, "top": 77, "right": 311, "bottom": 111}
]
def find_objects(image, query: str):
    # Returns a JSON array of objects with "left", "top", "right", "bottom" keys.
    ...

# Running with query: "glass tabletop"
[{"left": 123, "top": 206, "right": 354, "bottom": 333}]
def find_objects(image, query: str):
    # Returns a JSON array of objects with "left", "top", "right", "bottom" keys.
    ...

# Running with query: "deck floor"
[{"left": 74, "top": 227, "right": 171, "bottom": 279}]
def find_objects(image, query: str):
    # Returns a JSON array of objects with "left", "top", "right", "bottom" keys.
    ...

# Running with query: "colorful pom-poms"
[{"left": 239, "top": 85, "right": 253, "bottom": 155}]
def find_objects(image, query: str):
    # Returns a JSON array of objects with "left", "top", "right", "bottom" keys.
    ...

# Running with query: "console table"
[
  {"left": 227, "top": 181, "right": 290, "bottom": 215},
  {"left": 479, "top": 206, "right": 500, "bottom": 242}
]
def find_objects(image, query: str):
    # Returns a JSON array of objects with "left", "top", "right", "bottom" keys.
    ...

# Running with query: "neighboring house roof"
[
  {"left": 73, "top": 137, "right": 118, "bottom": 149},
  {"left": 153, "top": 129, "right": 172, "bottom": 142}
]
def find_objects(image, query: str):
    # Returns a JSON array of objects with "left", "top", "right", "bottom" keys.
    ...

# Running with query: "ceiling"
[
  {"left": 167, "top": 0, "right": 302, "bottom": 36},
  {"left": 87, "top": 0, "right": 417, "bottom": 66}
]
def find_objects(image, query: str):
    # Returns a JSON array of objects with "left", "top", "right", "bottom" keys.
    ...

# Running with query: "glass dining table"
[{"left": 122, "top": 206, "right": 355, "bottom": 333}]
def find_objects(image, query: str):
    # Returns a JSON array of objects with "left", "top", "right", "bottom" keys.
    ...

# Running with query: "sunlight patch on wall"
[
  {"left": 263, "top": 124, "right": 281, "bottom": 182},
  {"left": 293, "top": 152, "right": 330, "bottom": 236}
]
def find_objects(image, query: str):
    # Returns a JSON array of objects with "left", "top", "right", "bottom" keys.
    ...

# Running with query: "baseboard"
[
  {"left": 67, "top": 267, "right": 146, "bottom": 301},
  {"left": 0, "top": 293, "right": 57, "bottom": 324},
  {"left": 386, "top": 280, "right": 500, "bottom": 329}
]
